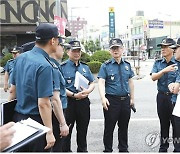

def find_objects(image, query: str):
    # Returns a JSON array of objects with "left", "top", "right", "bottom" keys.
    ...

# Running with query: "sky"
[{"left": 67, "top": 0, "right": 180, "bottom": 32}]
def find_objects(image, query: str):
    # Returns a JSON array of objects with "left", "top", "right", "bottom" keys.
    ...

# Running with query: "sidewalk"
[{"left": 0, "top": 73, "right": 4, "bottom": 88}]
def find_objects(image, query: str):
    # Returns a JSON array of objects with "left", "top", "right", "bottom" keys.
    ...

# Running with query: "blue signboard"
[
  {"left": 148, "top": 20, "right": 164, "bottom": 29},
  {"left": 109, "top": 8, "right": 115, "bottom": 39}
]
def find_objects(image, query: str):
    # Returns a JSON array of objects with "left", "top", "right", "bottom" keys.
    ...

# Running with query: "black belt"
[
  {"left": 158, "top": 91, "right": 172, "bottom": 96},
  {"left": 67, "top": 96, "right": 87, "bottom": 101},
  {"left": 106, "top": 94, "right": 129, "bottom": 101}
]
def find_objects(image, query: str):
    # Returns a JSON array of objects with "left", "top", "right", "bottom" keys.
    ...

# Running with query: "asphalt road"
[{"left": 0, "top": 60, "right": 175, "bottom": 152}]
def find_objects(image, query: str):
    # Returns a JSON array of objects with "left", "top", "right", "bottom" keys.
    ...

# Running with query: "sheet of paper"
[
  {"left": 5, "top": 121, "right": 39, "bottom": 150},
  {"left": 3, "top": 118, "right": 50, "bottom": 151},
  {"left": 74, "top": 71, "right": 89, "bottom": 91},
  {"left": 173, "top": 94, "right": 180, "bottom": 117}
]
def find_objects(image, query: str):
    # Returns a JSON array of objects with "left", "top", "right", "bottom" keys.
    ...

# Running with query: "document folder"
[
  {"left": 2, "top": 118, "right": 50, "bottom": 152},
  {"left": 74, "top": 71, "right": 89, "bottom": 91},
  {"left": 0, "top": 99, "right": 17, "bottom": 126}
]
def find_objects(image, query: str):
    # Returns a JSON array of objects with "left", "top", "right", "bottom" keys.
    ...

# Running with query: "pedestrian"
[
  {"left": 0, "top": 122, "right": 16, "bottom": 151},
  {"left": 168, "top": 38, "right": 180, "bottom": 152},
  {"left": 8, "top": 23, "right": 61, "bottom": 152},
  {"left": 49, "top": 36, "right": 69, "bottom": 152},
  {"left": 61, "top": 40, "right": 95, "bottom": 152},
  {"left": 4, "top": 47, "right": 21, "bottom": 92},
  {"left": 98, "top": 38, "right": 135, "bottom": 152},
  {"left": 150, "top": 38, "right": 178, "bottom": 152}
]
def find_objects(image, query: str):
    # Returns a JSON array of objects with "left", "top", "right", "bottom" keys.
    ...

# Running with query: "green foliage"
[
  {"left": 90, "top": 50, "right": 111, "bottom": 63},
  {"left": 62, "top": 50, "right": 68, "bottom": 62},
  {"left": 80, "top": 52, "right": 90, "bottom": 63},
  {"left": 83, "top": 39, "right": 101, "bottom": 54},
  {"left": 0, "top": 53, "right": 13, "bottom": 67},
  {"left": 87, "top": 61, "right": 102, "bottom": 73}
]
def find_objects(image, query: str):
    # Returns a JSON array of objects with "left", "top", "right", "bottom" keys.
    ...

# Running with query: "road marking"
[{"left": 90, "top": 118, "right": 159, "bottom": 122}]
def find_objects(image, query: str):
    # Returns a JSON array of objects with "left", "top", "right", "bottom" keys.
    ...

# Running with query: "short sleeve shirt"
[
  {"left": 61, "top": 59, "right": 95, "bottom": 93},
  {"left": 98, "top": 58, "right": 134, "bottom": 96},
  {"left": 11, "top": 47, "right": 54, "bottom": 115},
  {"left": 151, "top": 56, "right": 179, "bottom": 102}
]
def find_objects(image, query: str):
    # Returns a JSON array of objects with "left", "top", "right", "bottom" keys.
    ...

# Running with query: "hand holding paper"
[{"left": 74, "top": 71, "right": 89, "bottom": 91}]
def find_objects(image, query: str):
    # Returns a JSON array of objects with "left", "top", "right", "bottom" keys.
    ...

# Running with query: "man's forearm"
[
  {"left": 151, "top": 70, "right": 164, "bottom": 81},
  {"left": 51, "top": 92, "right": 66, "bottom": 125},
  {"left": 38, "top": 98, "right": 53, "bottom": 130}
]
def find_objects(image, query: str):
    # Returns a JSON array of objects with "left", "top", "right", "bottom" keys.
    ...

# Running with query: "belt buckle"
[
  {"left": 120, "top": 96, "right": 126, "bottom": 101},
  {"left": 165, "top": 92, "right": 170, "bottom": 95}
]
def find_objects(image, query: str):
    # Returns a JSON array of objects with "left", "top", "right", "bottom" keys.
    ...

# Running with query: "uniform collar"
[
  {"left": 50, "top": 58, "right": 60, "bottom": 67},
  {"left": 162, "top": 56, "right": 176, "bottom": 63},
  {"left": 111, "top": 58, "right": 125, "bottom": 64},
  {"left": 68, "top": 59, "right": 80, "bottom": 66},
  {"left": 33, "top": 47, "right": 50, "bottom": 59}
]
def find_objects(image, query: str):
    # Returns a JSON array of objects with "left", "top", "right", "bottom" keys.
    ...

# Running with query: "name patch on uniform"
[
  {"left": 82, "top": 68, "right": 86, "bottom": 73},
  {"left": 67, "top": 80, "right": 71, "bottom": 84},
  {"left": 125, "top": 66, "right": 129, "bottom": 71},
  {"left": 111, "top": 75, "right": 114, "bottom": 80}
]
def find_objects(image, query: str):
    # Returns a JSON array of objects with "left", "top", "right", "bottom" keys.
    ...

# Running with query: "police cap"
[
  {"left": 21, "top": 41, "right": 35, "bottom": 53},
  {"left": 157, "top": 38, "right": 176, "bottom": 47},
  {"left": 35, "top": 23, "right": 60, "bottom": 41},
  {"left": 109, "top": 38, "right": 123, "bottom": 49},
  {"left": 11, "top": 47, "right": 22, "bottom": 53},
  {"left": 69, "top": 40, "right": 81, "bottom": 50}
]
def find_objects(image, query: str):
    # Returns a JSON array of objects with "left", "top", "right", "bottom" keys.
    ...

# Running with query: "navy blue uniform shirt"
[
  {"left": 50, "top": 58, "right": 67, "bottom": 109},
  {"left": 61, "top": 59, "right": 94, "bottom": 93},
  {"left": 151, "top": 56, "right": 179, "bottom": 102},
  {"left": 98, "top": 58, "right": 134, "bottom": 96},
  {"left": 11, "top": 47, "right": 54, "bottom": 115}
]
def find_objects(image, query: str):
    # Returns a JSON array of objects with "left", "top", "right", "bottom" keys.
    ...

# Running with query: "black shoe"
[
  {"left": 103, "top": 150, "right": 113, "bottom": 152},
  {"left": 159, "top": 149, "right": 167, "bottom": 152}
]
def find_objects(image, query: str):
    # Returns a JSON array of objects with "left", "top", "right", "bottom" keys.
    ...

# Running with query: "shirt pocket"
[
  {"left": 122, "top": 69, "right": 131, "bottom": 81},
  {"left": 62, "top": 71, "right": 73, "bottom": 84}
]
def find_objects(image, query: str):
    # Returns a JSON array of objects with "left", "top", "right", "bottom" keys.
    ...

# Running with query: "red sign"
[{"left": 54, "top": 15, "right": 67, "bottom": 36}]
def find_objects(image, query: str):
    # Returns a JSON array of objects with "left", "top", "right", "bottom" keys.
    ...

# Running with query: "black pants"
[
  {"left": 51, "top": 109, "right": 66, "bottom": 152},
  {"left": 13, "top": 111, "right": 49, "bottom": 152},
  {"left": 103, "top": 94, "right": 131, "bottom": 152},
  {"left": 62, "top": 97, "right": 90, "bottom": 152},
  {"left": 156, "top": 92, "right": 175, "bottom": 152}
]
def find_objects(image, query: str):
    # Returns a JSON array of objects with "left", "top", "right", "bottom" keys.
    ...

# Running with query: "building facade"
[
  {"left": 66, "top": 17, "right": 87, "bottom": 38},
  {"left": 0, "top": 0, "right": 67, "bottom": 54}
]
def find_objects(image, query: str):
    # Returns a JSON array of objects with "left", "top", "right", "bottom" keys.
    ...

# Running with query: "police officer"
[
  {"left": 61, "top": 40, "right": 95, "bottom": 152},
  {"left": 21, "top": 41, "right": 35, "bottom": 53},
  {"left": 150, "top": 38, "right": 178, "bottom": 152},
  {"left": 98, "top": 38, "right": 135, "bottom": 152},
  {"left": 4, "top": 47, "right": 21, "bottom": 92},
  {"left": 9, "top": 23, "right": 60, "bottom": 152},
  {"left": 49, "top": 37, "right": 69, "bottom": 152},
  {"left": 168, "top": 38, "right": 180, "bottom": 152}
]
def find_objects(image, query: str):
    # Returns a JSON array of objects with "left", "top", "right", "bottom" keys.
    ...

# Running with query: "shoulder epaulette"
[
  {"left": 104, "top": 59, "right": 111, "bottom": 64},
  {"left": 7, "top": 59, "right": 14, "bottom": 62},
  {"left": 175, "top": 59, "right": 180, "bottom": 63},
  {"left": 80, "top": 61, "right": 87, "bottom": 65},
  {"left": 61, "top": 60, "right": 67, "bottom": 66},
  {"left": 155, "top": 58, "right": 163, "bottom": 62},
  {"left": 124, "top": 60, "right": 130, "bottom": 64}
]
